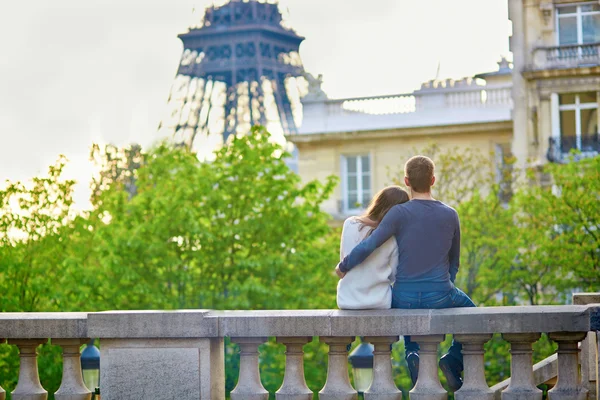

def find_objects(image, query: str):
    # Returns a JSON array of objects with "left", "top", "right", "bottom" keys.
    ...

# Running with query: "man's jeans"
[{"left": 391, "top": 287, "right": 476, "bottom": 363}]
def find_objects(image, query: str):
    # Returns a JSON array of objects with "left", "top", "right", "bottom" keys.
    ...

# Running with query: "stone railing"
[
  {"left": 531, "top": 42, "right": 600, "bottom": 70},
  {"left": 297, "top": 79, "right": 512, "bottom": 135},
  {"left": 0, "top": 303, "right": 599, "bottom": 400},
  {"left": 335, "top": 94, "right": 417, "bottom": 116},
  {"left": 0, "top": 312, "right": 90, "bottom": 400},
  {"left": 319, "top": 85, "right": 512, "bottom": 117}
]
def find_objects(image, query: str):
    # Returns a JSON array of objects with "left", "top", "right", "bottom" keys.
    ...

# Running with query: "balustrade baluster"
[
  {"left": 363, "top": 336, "right": 402, "bottom": 400},
  {"left": 231, "top": 337, "right": 269, "bottom": 400},
  {"left": 409, "top": 335, "right": 447, "bottom": 400},
  {"left": 501, "top": 333, "right": 543, "bottom": 400},
  {"left": 53, "top": 339, "right": 92, "bottom": 400},
  {"left": 0, "top": 339, "right": 4, "bottom": 400},
  {"left": 8, "top": 339, "right": 48, "bottom": 400},
  {"left": 548, "top": 332, "right": 588, "bottom": 400},
  {"left": 454, "top": 334, "right": 493, "bottom": 400},
  {"left": 319, "top": 337, "right": 357, "bottom": 400},
  {"left": 276, "top": 337, "right": 313, "bottom": 400}
]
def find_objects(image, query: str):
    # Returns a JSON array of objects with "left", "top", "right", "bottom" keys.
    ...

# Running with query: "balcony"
[
  {"left": 295, "top": 79, "right": 512, "bottom": 137},
  {"left": 1, "top": 294, "right": 599, "bottom": 400},
  {"left": 547, "top": 133, "right": 600, "bottom": 163},
  {"left": 530, "top": 43, "right": 600, "bottom": 72}
]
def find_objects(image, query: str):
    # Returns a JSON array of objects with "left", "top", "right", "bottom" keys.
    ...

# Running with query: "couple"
[{"left": 335, "top": 155, "right": 475, "bottom": 392}]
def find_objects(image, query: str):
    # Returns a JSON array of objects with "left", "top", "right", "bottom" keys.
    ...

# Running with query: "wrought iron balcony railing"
[
  {"left": 531, "top": 42, "right": 600, "bottom": 71},
  {"left": 547, "top": 133, "right": 600, "bottom": 163}
]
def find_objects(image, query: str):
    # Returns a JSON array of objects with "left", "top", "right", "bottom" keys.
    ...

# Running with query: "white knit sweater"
[{"left": 336, "top": 217, "right": 398, "bottom": 310}]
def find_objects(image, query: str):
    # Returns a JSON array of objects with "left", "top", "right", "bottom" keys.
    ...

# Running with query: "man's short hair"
[{"left": 404, "top": 155, "right": 435, "bottom": 193}]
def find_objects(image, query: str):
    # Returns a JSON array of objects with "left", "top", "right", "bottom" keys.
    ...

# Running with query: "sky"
[{"left": 0, "top": 0, "right": 510, "bottom": 207}]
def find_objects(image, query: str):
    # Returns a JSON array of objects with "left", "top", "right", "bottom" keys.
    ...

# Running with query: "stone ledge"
[
  {"left": 214, "top": 306, "right": 600, "bottom": 337},
  {"left": 0, "top": 305, "right": 598, "bottom": 339},
  {"left": 88, "top": 310, "right": 217, "bottom": 338},
  {"left": 0, "top": 312, "right": 88, "bottom": 339}
]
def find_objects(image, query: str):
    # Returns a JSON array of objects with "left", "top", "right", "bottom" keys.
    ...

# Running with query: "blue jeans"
[{"left": 392, "top": 287, "right": 476, "bottom": 363}]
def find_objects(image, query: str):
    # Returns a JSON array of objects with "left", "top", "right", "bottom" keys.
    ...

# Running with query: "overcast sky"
[{"left": 0, "top": 0, "right": 510, "bottom": 206}]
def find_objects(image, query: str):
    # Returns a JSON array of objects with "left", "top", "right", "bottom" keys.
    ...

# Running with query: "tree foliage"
[
  {"left": 1, "top": 131, "right": 598, "bottom": 398},
  {"left": 0, "top": 127, "right": 339, "bottom": 398},
  {"left": 388, "top": 143, "right": 501, "bottom": 208}
]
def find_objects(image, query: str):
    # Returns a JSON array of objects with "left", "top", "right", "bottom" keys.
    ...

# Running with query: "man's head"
[{"left": 404, "top": 155, "right": 435, "bottom": 194}]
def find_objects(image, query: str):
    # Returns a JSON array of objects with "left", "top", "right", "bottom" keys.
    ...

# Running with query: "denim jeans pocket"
[
  {"left": 391, "top": 294, "right": 413, "bottom": 309},
  {"left": 422, "top": 291, "right": 454, "bottom": 309}
]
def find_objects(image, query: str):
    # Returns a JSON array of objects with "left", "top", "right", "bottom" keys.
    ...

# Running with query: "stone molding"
[
  {"left": 537, "top": 76, "right": 600, "bottom": 98},
  {"left": 1, "top": 305, "right": 599, "bottom": 339}
]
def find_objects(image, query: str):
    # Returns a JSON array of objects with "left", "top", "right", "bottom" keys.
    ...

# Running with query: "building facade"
[
  {"left": 288, "top": 0, "right": 600, "bottom": 220},
  {"left": 509, "top": 0, "right": 600, "bottom": 166},
  {"left": 288, "top": 63, "right": 513, "bottom": 220}
]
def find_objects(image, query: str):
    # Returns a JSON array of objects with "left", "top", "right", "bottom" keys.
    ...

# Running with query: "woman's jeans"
[{"left": 392, "top": 287, "right": 476, "bottom": 363}]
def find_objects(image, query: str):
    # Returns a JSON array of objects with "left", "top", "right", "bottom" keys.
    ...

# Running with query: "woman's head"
[{"left": 358, "top": 186, "right": 409, "bottom": 228}]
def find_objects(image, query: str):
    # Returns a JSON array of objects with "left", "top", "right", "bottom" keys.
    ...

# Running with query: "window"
[
  {"left": 557, "top": 3, "right": 600, "bottom": 46},
  {"left": 557, "top": 92, "right": 598, "bottom": 153},
  {"left": 342, "top": 155, "right": 371, "bottom": 212}
]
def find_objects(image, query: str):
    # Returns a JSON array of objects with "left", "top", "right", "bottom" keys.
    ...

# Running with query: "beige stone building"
[
  {"left": 509, "top": 0, "right": 600, "bottom": 166},
  {"left": 288, "top": 64, "right": 513, "bottom": 220},
  {"left": 288, "top": 0, "right": 600, "bottom": 220}
]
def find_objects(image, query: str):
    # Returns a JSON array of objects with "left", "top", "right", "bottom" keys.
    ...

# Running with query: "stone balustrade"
[
  {"left": 0, "top": 304, "right": 599, "bottom": 400},
  {"left": 0, "top": 312, "right": 90, "bottom": 400},
  {"left": 530, "top": 42, "right": 600, "bottom": 71},
  {"left": 317, "top": 84, "right": 512, "bottom": 117},
  {"left": 297, "top": 83, "right": 512, "bottom": 135}
]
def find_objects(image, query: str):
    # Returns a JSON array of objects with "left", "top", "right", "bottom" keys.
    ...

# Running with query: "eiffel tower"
[{"left": 160, "top": 0, "right": 306, "bottom": 151}]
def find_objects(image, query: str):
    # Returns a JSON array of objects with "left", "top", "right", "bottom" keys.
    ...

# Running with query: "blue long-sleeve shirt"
[{"left": 338, "top": 199, "right": 460, "bottom": 292}]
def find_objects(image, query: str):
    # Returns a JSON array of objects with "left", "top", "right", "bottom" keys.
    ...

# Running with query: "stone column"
[
  {"left": 538, "top": 95, "right": 552, "bottom": 162},
  {"left": 548, "top": 332, "right": 588, "bottom": 400},
  {"left": 454, "top": 334, "right": 494, "bottom": 400},
  {"left": 573, "top": 293, "right": 600, "bottom": 399},
  {"left": 275, "top": 337, "right": 313, "bottom": 400},
  {"left": 409, "top": 335, "right": 447, "bottom": 400},
  {"left": 231, "top": 337, "right": 269, "bottom": 400},
  {"left": 508, "top": 0, "right": 530, "bottom": 171},
  {"left": 9, "top": 339, "right": 48, "bottom": 400},
  {"left": 319, "top": 337, "right": 357, "bottom": 400},
  {"left": 53, "top": 339, "right": 92, "bottom": 400},
  {"left": 501, "top": 333, "right": 543, "bottom": 400},
  {"left": 596, "top": 332, "right": 599, "bottom": 399},
  {"left": 363, "top": 336, "right": 402, "bottom": 400},
  {"left": 0, "top": 338, "right": 4, "bottom": 400}
]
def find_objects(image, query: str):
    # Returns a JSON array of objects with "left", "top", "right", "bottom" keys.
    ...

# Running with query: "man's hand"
[{"left": 335, "top": 264, "right": 346, "bottom": 279}]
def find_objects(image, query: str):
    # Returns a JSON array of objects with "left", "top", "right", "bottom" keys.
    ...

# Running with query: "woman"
[{"left": 337, "top": 186, "right": 409, "bottom": 309}]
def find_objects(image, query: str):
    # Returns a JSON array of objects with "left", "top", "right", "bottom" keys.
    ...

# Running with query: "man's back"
[
  {"left": 337, "top": 198, "right": 460, "bottom": 293},
  {"left": 392, "top": 199, "right": 460, "bottom": 292}
]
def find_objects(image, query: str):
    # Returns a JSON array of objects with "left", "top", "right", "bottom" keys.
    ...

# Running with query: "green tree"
[
  {"left": 82, "top": 126, "right": 339, "bottom": 310},
  {"left": 504, "top": 155, "right": 600, "bottom": 303},
  {"left": 0, "top": 157, "right": 77, "bottom": 312},
  {"left": 388, "top": 143, "right": 502, "bottom": 208},
  {"left": 0, "top": 158, "right": 82, "bottom": 398}
]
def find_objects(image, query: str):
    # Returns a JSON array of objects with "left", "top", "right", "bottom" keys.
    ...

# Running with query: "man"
[{"left": 335, "top": 155, "right": 475, "bottom": 392}]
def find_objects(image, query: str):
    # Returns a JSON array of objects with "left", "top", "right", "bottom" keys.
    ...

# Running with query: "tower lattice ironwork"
[{"left": 160, "top": 0, "right": 306, "bottom": 150}]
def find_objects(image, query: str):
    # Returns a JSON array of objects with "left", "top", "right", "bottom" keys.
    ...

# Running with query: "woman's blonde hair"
[{"left": 356, "top": 186, "right": 409, "bottom": 231}]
